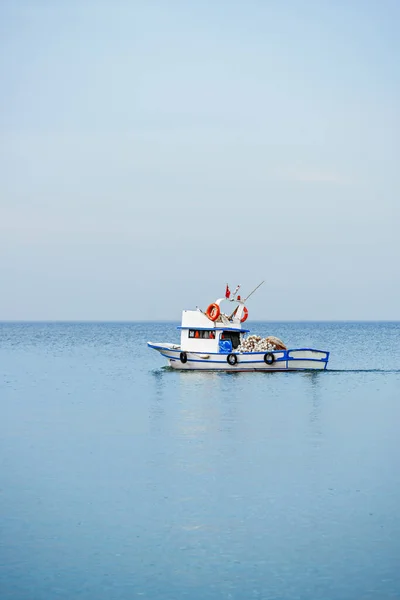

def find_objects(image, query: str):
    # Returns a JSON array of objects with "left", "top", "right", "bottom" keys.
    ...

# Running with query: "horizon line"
[{"left": 0, "top": 319, "right": 399, "bottom": 324}]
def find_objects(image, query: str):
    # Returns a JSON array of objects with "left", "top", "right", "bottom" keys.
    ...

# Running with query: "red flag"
[{"left": 225, "top": 284, "right": 231, "bottom": 299}]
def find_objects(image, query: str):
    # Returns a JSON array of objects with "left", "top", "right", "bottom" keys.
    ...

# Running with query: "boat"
[{"left": 147, "top": 283, "right": 330, "bottom": 371}]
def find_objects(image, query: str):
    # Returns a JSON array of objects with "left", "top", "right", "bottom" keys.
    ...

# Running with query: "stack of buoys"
[{"left": 238, "top": 335, "right": 287, "bottom": 353}]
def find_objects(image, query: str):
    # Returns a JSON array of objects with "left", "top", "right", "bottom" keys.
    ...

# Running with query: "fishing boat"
[{"left": 147, "top": 283, "right": 329, "bottom": 371}]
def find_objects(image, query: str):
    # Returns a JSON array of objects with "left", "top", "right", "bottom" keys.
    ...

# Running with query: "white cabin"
[{"left": 179, "top": 300, "right": 249, "bottom": 354}]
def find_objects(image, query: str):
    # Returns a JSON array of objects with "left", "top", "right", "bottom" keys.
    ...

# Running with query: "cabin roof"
[{"left": 177, "top": 326, "right": 250, "bottom": 333}]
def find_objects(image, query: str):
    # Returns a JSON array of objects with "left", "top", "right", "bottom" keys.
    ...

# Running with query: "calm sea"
[{"left": 1, "top": 321, "right": 399, "bottom": 600}]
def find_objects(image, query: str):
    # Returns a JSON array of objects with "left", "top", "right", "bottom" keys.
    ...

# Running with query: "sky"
[{"left": 0, "top": 0, "right": 399, "bottom": 320}]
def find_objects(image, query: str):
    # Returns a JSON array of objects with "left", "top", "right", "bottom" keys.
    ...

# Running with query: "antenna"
[{"left": 244, "top": 280, "right": 265, "bottom": 302}]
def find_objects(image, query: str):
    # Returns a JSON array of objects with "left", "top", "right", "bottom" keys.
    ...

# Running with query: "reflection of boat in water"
[{"left": 148, "top": 283, "right": 330, "bottom": 371}]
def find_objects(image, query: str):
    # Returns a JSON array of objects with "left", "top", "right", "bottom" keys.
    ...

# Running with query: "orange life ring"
[
  {"left": 241, "top": 306, "right": 249, "bottom": 323},
  {"left": 206, "top": 303, "right": 220, "bottom": 321}
]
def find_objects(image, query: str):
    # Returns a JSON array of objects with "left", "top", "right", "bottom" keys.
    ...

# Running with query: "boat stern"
[{"left": 286, "top": 348, "right": 330, "bottom": 370}]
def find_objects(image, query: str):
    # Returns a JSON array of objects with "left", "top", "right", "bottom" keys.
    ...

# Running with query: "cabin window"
[
  {"left": 188, "top": 330, "right": 215, "bottom": 339},
  {"left": 221, "top": 331, "right": 241, "bottom": 349}
]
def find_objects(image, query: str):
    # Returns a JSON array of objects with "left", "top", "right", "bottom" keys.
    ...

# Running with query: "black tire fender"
[
  {"left": 264, "top": 352, "right": 275, "bottom": 365},
  {"left": 180, "top": 351, "right": 188, "bottom": 364},
  {"left": 227, "top": 353, "right": 238, "bottom": 366}
]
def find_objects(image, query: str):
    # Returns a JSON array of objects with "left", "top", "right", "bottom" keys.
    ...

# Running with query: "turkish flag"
[{"left": 225, "top": 284, "right": 231, "bottom": 299}]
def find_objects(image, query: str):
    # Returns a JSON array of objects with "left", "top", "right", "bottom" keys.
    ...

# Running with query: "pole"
[{"left": 244, "top": 280, "right": 265, "bottom": 302}]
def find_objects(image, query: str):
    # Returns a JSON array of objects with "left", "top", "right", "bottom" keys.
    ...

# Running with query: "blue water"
[{"left": 1, "top": 321, "right": 400, "bottom": 600}]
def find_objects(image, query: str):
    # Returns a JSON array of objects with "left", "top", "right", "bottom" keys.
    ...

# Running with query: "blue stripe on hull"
[
  {"left": 149, "top": 342, "right": 329, "bottom": 359},
  {"left": 150, "top": 342, "right": 329, "bottom": 371}
]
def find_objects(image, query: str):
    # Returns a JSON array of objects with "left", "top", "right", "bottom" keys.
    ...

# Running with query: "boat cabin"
[{"left": 178, "top": 305, "right": 249, "bottom": 354}]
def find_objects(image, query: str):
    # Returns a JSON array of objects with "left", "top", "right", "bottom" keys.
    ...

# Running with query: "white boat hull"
[{"left": 148, "top": 343, "right": 329, "bottom": 371}]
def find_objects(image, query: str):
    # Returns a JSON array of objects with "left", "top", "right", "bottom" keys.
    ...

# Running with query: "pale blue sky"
[{"left": 1, "top": 0, "right": 399, "bottom": 320}]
